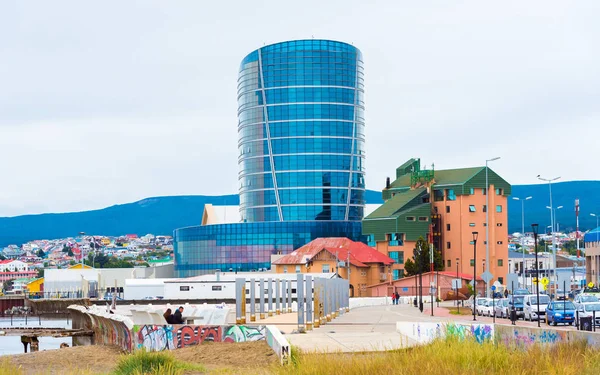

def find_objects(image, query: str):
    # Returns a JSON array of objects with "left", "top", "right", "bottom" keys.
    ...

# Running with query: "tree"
[
  {"left": 62, "top": 245, "right": 71, "bottom": 253},
  {"left": 37, "top": 268, "right": 45, "bottom": 278},
  {"left": 67, "top": 249, "right": 74, "bottom": 257},
  {"left": 2, "top": 280, "right": 13, "bottom": 292},
  {"left": 404, "top": 237, "right": 444, "bottom": 276},
  {"left": 37, "top": 249, "right": 45, "bottom": 258}
]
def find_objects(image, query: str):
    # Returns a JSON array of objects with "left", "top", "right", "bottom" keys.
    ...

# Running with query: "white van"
[{"left": 524, "top": 294, "right": 551, "bottom": 321}]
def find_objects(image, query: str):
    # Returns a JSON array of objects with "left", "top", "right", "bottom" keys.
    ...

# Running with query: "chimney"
[{"left": 386, "top": 177, "right": 391, "bottom": 189}]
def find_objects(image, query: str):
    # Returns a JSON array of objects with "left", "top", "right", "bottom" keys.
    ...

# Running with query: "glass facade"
[
  {"left": 237, "top": 40, "right": 366, "bottom": 222},
  {"left": 174, "top": 40, "right": 366, "bottom": 277},
  {"left": 174, "top": 221, "right": 363, "bottom": 277}
]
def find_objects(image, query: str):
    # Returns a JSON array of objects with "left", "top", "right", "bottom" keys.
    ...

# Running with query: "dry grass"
[{"left": 273, "top": 337, "right": 600, "bottom": 375}]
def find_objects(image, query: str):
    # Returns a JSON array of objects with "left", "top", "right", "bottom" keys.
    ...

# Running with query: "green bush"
[{"left": 112, "top": 350, "right": 205, "bottom": 375}]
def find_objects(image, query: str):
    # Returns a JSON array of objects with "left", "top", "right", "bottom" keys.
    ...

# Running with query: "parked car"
[
  {"left": 524, "top": 294, "right": 551, "bottom": 321},
  {"left": 494, "top": 298, "right": 510, "bottom": 318},
  {"left": 574, "top": 294, "right": 599, "bottom": 309},
  {"left": 546, "top": 300, "right": 576, "bottom": 326},
  {"left": 513, "top": 289, "right": 530, "bottom": 296},
  {"left": 508, "top": 295, "right": 526, "bottom": 319},
  {"left": 582, "top": 286, "right": 600, "bottom": 299},
  {"left": 476, "top": 298, "right": 490, "bottom": 316},
  {"left": 472, "top": 297, "right": 488, "bottom": 314},
  {"left": 482, "top": 300, "right": 497, "bottom": 317},
  {"left": 575, "top": 302, "right": 600, "bottom": 327}
]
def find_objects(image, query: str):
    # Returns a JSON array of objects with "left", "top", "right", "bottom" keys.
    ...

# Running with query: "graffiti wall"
[
  {"left": 396, "top": 322, "right": 494, "bottom": 345},
  {"left": 133, "top": 325, "right": 266, "bottom": 351}
]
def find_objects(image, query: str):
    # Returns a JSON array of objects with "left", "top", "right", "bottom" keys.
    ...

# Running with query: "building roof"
[
  {"left": 365, "top": 188, "right": 426, "bottom": 219},
  {"left": 366, "top": 271, "right": 483, "bottom": 288},
  {"left": 272, "top": 238, "right": 394, "bottom": 267},
  {"left": 390, "top": 166, "right": 484, "bottom": 188},
  {"left": 584, "top": 228, "right": 600, "bottom": 243}
]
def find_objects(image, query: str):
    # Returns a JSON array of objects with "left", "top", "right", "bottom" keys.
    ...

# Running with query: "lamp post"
[
  {"left": 513, "top": 196, "right": 532, "bottom": 288},
  {"left": 592, "top": 213, "right": 600, "bottom": 241},
  {"left": 538, "top": 175, "right": 560, "bottom": 294},
  {"left": 456, "top": 258, "right": 460, "bottom": 313},
  {"left": 472, "top": 231, "right": 479, "bottom": 321},
  {"left": 79, "top": 231, "right": 86, "bottom": 269},
  {"left": 532, "top": 223, "right": 541, "bottom": 328},
  {"left": 482, "top": 260, "right": 486, "bottom": 298},
  {"left": 485, "top": 156, "right": 500, "bottom": 297}
]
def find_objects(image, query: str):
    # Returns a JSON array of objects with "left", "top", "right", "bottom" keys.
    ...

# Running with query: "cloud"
[{"left": 0, "top": 0, "right": 598, "bottom": 216}]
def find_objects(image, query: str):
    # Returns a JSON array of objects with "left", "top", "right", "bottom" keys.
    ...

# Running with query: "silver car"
[{"left": 494, "top": 298, "right": 510, "bottom": 318}]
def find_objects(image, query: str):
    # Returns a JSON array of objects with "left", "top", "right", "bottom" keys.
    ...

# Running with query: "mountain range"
[{"left": 0, "top": 181, "right": 598, "bottom": 247}]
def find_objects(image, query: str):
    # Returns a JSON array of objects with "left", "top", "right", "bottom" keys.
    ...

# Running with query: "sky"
[{"left": 0, "top": 1, "right": 598, "bottom": 217}]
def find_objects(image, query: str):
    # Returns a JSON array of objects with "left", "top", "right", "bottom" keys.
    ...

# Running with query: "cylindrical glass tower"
[{"left": 237, "top": 40, "right": 365, "bottom": 223}]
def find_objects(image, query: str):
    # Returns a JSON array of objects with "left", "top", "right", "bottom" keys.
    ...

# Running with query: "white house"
[{"left": 0, "top": 260, "right": 29, "bottom": 272}]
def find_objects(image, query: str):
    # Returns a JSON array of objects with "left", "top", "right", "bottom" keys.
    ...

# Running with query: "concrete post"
[
  {"left": 333, "top": 278, "right": 339, "bottom": 318},
  {"left": 313, "top": 278, "right": 321, "bottom": 328},
  {"left": 276, "top": 279, "right": 281, "bottom": 315},
  {"left": 259, "top": 278, "right": 265, "bottom": 320},
  {"left": 306, "top": 275, "right": 313, "bottom": 330},
  {"left": 288, "top": 278, "right": 293, "bottom": 313},
  {"left": 281, "top": 279, "right": 287, "bottom": 313},
  {"left": 250, "top": 278, "right": 256, "bottom": 322},
  {"left": 267, "top": 278, "right": 273, "bottom": 317},
  {"left": 236, "top": 278, "right": 246, "bottom": 324},
  {"left": 297, "top": 273, "right": 305, "bottom": 332},
  {"left": 345, "top": 279, "right": 350, "bottom": 312},
  {"left": 325, "top": 278, "right": 332, "bottom": 322}
]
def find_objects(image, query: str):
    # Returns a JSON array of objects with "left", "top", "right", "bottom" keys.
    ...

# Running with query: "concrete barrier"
[
  {"left": 349, "top": 297, "right": 390, "bottom": 309},
  {"left": 266, "top": 325, "right": 290, "bottom": 365},
  {"left": 396, "top": 320, "right": 600, "bottom": 349}
]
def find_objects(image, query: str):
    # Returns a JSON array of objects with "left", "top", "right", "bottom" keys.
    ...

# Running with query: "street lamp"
[
  {"left": 79, "top": 231, "right": 86, "bottom": 269},
  {"left": 513, "top": 196, "right": 532, "bottom": 288},
  {"left": 472, "top": 231, "right": 479, "bottom": 321},
  {"left": 532, "top": 223, "right": 541, "bottom": 328},
  {"left": 592, "top": 214, "right": 600, "bottom": 242},
  {"left": 538, "top": 175, "right": 560, "bottom": 293},
  {"left": 456, "top": 258, "right": 460, "bottom": 313},
  {"left": 482, "top": 259, "right": 486, "bottom": 297},
  {"left": 485, "top": 157, "right": 500, "bottom": 297}
]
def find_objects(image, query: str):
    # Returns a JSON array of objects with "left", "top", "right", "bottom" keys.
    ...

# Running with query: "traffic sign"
[
  {"left": 589, "top": 282, "right": 595, "bottom": 288},
  {"left": 541, "top": 277, "right": 549, "bottom": 286},
  {"left": 402, "top": 287, "right": 409, "bottom": 292},
  {"left": 481, "top": 271, "right": 493, "bottom": 283},
  {"left": 532, "top": 277, "right": 538, "bottom": 283},
  {"left": 452, "top": 279, "right": 461, "bottom": 289},
  {"left": 491, "top": 285, "right": 496, "bottom": 291}
]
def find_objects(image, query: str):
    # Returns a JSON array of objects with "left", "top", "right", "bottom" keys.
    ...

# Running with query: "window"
[
  {"left": 367, "top": 234, "right": 375, "bottom": 247},
  {"left": 406, "top": 216, "right": 416, "bottom": 222},
  {"left": 447, "top": 260, "right": 451, "bottom": 268},
  {"left": 179, "top": 286, "right": 190, "bottom": 291},
  {"left": 361, "top": 270, "right": 367, "bottom": 276},
  {"left": 295, "top": 265, "right": 301, "bottom": 273},
  {"left": 469, "top": 188, "right": 475, "bottom": 195},
  {"left": 322, "top": 264, "right": 330, "bottom": 273},
  {"left": 393, "top": 269, "right": 404, "bottom": 280},
  {"left": 498, "top": 277, "right": 504, "bottom": 284},
  {"left": 418, "top": 217, "right": 428, "bottom": 222},
  {"left": 469, "top": 223, "right": 476, "bottom": 227},
  {"left": 447, "top": 242, "right": 451, "bottom": 249},
  {"left": 496, "top": 188, "right": 503, "bottom": 195},
  {"left": 434, "top": 206, "right": 439, "bottom": 213},
  {"left": 483, "top": 223, "right": 487, "bottom": 227},
  {"left": 446, "top": 206, "right": 450, "bottom": 213},
  {"left": 283, "top": 266, "right": 288, "bottom": 273},
  {"left": 212, "top": 285, "right": 222, "bottom": 291},
  {"left": 434, "top": 190, "right": 444, "bottom": 202},
  {"left": 469, "top": 205, "right": 476, "bottom": 212},
  {"left": 446, "top": 224, "right": 451, "bottom": 231},
  {"left": 470, "top": 259, "right": 475, "bottom": 266},
  {"left": 496, "top": 205, "right": 502, "bottom": 213},
  {"left": 496, "top": 223, "right": 503, "bottom": 227},
  {"left": 389, "top": 251, "right": 404, "bottom": 264},
  {"left": 446, "top": 189, "right": 456, "bottom": 201},
  {"left": 389, "top": 233, "right": 403, "bottom": 246},
  {"left": 498, "top": 259, "right": 504, "bottom": 267},
  {"left": 483, "top": 205, "right": 487, "bottom": 212},
  {"left": 482, "top": 188, "right": 486, "bottom": 195},
  {"left": 497, "top": 241, "right": 503, "bottom": 245}
]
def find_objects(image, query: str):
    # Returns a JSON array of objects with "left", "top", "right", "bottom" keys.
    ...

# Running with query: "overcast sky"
[{"left": 0, "top": 1, "right": 598, "bottom": 217}]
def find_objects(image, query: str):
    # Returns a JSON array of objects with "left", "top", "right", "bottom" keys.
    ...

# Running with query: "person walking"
[
  {"left": 395, "top": 292, "right": 400, "bottom": 305},
  {"left": 391, "top": 292, "right": 396, "bottom": 305}
]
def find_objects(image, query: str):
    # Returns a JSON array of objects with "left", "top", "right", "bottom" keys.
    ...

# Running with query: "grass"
[
  {"left": 447, "top": 306, "right": 473, "bottom": 315},
  {"left": 111, "top": 350, "right": 206, "bottom": 375},
  {"left": 0, "top": 360, "right": 22, "bottom": 375},
  {"left": 272, "top": 336, "right": 600, "bottom": 375}
]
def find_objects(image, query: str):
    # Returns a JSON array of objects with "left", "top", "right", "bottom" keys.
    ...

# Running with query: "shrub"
[{"left": 112, "top": 350, "right": 205, "bottom": 375}]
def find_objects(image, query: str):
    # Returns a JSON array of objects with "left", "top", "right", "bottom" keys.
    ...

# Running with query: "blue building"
[{"left": 174, "top": 40, "right": 366, "bottom": 277}]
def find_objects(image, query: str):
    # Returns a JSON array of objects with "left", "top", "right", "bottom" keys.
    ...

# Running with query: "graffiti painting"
[
  {"left": 223, "top": 325, "right": 266, "bottom": 343},
  {"left": 135, "top": 325, "right": 175, "bottom": 351}
]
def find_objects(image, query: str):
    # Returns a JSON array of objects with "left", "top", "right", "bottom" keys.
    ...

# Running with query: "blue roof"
[{"left": 584, "top": 227, "right": 600, "bottom": 243}]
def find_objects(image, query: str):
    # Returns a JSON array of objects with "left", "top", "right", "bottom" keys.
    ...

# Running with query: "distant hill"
[{"left": 0, "top": 181, "right": 598, "bottom": 247}]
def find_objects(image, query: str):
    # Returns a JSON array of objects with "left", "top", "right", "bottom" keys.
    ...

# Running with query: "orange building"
[
  {"left": 363, "top": 158, "right": 511, "bottom": 291},
  {"left": 272, "top": 237, "right": 394, "bottom": 297}
]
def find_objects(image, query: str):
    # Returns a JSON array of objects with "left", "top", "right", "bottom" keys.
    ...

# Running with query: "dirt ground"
[{"left": 3, "top": 341, "right": 277, "bottom": 375}]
